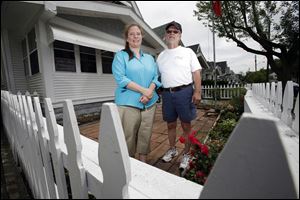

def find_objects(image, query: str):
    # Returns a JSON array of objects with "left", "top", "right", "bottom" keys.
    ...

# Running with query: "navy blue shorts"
[{"left": 162, "top": 85, "right": 197, "bottom": 123}]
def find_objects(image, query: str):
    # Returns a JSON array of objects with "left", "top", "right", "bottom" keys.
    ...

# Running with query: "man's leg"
[
  {"left": 167, "top": 121, "right": 177, "bottom": 147},
  {"left": 181, "top": 121, "right": 192, "bottom": 154},
  {"left": 162, "top": 121, "right": 179, "bottom": 162}
]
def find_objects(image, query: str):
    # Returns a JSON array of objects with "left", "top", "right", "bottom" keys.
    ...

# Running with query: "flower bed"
[{"left": 184, "top": 89, "right": 246, "bottom": 185}]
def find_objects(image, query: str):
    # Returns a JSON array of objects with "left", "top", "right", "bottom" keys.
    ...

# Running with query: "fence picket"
[
  {"left": 26, "top": 95, "right": 50, "bottom": 199},
  {"left": 33, "top": 97, "right": 58, "bottom": 199},
  {"left": 275, "top": 82, "right": 283, "bottom": 118},
  {"left": 44, "top": 98, "right": 69, "bottom": 199},
  {"left": 98, "top": 103, "right": 131, "bottom": 198},
  {"left": 63, "top": 100, "right": 88, "bottom": 199},
  {"left": 281, "top": 81, "right": 294, "bottom": 127},
  {"left": 292, "top": 93, "right": 299, "bottom": 133}
]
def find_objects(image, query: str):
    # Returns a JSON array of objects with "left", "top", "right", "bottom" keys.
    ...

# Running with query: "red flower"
[
  {"left": 189, "top": 161, "right": 195, "bottom": 169},
  {"left": 179, "top": 136, "right": 185, "bottom": 143},
  {"left": 201, "top": 144, "right": 209, "bottom": 156},
  {"left": 196, "top": 171, "right": 205, "bottom": 178},
  {"left": 190, "top": 150, "right": 195, "bottom": 156},
  {"left": 188, "top": 132, "right": 202, "bottom": 148}
]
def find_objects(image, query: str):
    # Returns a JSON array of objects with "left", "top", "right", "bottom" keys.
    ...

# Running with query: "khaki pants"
[{"left": 118, "top": 104, "right": 156, "bottom": 157}]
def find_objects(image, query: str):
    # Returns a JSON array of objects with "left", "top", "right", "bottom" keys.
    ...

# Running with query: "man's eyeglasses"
[{"left": 166, "top": 30, "right": 179, "bottom": 34}]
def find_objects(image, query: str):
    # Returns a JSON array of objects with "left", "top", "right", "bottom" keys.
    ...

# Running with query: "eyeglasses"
[{"left": 166, "top": 30, "right": 179, "bottom": 34}]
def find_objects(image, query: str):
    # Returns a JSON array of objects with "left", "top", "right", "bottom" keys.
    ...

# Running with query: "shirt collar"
[{"left": 132, "top": 49, "right": 145, "bottom": 58}]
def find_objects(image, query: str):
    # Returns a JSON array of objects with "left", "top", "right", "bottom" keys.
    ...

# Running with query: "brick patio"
[{"left": 79, "top": 103, "right": 219, "bottom": 177}]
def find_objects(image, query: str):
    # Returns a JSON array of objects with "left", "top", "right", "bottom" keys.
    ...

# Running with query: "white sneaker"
[
  {"left": 162, "top": 147, "right": 178, "bottom": 162},
  {"left": 179, "top": 153, "right": 191, "bottom": 170}
]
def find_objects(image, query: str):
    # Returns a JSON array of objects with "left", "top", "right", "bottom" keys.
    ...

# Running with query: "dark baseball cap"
[{"left": 165, "top": 21, "right": 182, "bottom": 33}]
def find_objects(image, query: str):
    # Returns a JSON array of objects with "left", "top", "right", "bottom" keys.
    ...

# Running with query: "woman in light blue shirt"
[{"left": 112, "top": 23, "right": 161, "bottom": 162}]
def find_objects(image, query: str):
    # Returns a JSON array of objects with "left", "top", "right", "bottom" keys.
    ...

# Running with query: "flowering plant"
[{"left": 179, "top": 130, "right": 216, "bottom": 185}]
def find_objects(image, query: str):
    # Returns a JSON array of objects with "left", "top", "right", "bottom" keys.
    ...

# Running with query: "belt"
[{"left": 162, "top": 83, "right": 192, "bottom": 93}]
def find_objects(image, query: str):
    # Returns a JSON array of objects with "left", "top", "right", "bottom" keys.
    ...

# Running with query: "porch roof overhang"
[{"left": 52, "top": 1, "right": 166, "bottom": 53}]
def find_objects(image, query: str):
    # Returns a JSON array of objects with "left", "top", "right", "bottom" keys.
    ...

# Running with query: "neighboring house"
[
  {"left": 1, "top": 1, "right": 166, "bottom": 123},
  {"left": 207, "top": 61, "right": 241, "bottom": 84},
  {"left": 186, "top": 44, "right": 211, "bottom": 81}
]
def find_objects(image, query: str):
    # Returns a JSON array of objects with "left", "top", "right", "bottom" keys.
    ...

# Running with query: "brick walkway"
[{"left": 79, "top": 103, "right": 219, "bottom": 177}]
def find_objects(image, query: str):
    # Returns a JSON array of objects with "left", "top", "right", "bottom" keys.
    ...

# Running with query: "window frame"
[{"left": 21, "top": 27, "right": 40, "bottom": 77}]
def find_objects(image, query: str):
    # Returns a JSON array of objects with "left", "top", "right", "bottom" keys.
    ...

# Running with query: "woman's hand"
[
  {"left": 140, "top": 95, "right": 150, "bottom": 104},
  {"left": 142, "top": 88, "right": 154, "bottom": 99}
]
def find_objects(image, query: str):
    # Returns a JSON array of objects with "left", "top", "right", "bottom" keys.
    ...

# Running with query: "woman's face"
[{"left": 127, "top": 26, "right": 142, "bottom": 48}]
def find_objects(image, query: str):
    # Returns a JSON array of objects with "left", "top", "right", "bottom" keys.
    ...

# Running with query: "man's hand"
[{"left": 192, "top": 91, "right": 201, "bottom": 106}]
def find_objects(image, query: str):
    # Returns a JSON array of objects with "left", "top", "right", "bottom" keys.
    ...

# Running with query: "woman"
[{"left": 112, "top": 23, "right": 161, "bottom": 162}]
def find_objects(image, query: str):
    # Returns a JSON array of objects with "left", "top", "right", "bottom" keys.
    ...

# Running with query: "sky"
[{"left": 136, "top": 1, "right": 268, "bottom": 74}]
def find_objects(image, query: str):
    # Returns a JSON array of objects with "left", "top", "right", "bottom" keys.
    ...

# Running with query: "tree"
[
  {"left": 194, "top": 1, "right": 299, "bottom": 86},
  {"left": 244, "top": 68, "right": 267, "bottom": 83}
]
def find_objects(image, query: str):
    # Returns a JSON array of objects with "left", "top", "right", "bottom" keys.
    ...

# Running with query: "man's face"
[{"left": 165, "top": 26, "right": 181, "bottom": 46}]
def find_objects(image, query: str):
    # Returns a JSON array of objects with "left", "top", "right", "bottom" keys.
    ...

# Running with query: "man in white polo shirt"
[{"left": 157, "top": 21, "right": 202, "bottom": 170}]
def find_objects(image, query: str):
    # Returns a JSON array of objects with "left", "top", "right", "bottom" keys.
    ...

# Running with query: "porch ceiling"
[{"left": 1, "top": 2, "right": 43, "bottom": 35}]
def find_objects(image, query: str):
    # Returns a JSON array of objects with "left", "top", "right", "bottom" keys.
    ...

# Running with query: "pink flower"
[{"left": 179, "top": 136, "right": 185, "bottom": 143}]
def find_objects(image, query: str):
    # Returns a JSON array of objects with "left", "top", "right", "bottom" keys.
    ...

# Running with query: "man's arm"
[{"left": 192, "top": 69, "right": 202, "bottom": 105}]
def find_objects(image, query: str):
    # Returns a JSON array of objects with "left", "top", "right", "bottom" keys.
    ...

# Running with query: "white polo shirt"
[{"left": 157, "top": 46, "right": 201, "bottom": 88}]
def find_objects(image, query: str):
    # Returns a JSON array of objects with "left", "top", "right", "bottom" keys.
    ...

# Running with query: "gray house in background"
[{"left": 1, "top": 1, "right": 166, "bottom": 123}]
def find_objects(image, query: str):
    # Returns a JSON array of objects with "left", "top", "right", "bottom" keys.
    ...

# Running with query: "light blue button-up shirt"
[{"left": 112, "top": 50, "right": 161, "bottom": 109}]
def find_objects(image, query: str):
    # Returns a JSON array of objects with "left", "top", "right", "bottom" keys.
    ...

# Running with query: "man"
[{"left": 157, "top": 21, "right": 202, "bottom": 170}]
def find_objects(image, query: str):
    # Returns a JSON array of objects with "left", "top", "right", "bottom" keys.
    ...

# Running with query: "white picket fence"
[
  {"left": 1, "top": 79, "right": 299, "bottom": 198},
  {"left": 201, "top": 84, "right": 244, "bottom": 100},
  {"left": 246, "top": 81, "right": 299, "bottom": 133},
  {"left": 1, "top": 90, "right": 203, "bottom": 199}
]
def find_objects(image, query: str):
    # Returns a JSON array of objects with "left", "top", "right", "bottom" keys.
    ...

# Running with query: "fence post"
[{"left": 63, "top": 100, "right": 88, "bottom": 199}]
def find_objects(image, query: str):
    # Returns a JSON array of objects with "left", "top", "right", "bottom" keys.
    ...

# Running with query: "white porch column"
[{"left": 36, "top": 2, "right": 56, "bottom": 99}]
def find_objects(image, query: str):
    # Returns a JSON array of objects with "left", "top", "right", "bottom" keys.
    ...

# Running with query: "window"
[
  {"left": 101, "top": 50, "right": 114, "bottom": 74},
  {"left": 80, "top": 46, "right": 96, "bottom": 73},
  {"left": 54, "top": 41, "right": 76, "bottom": 72},
  {"left": 28, "top": 28, "right": 39, "bottom": 75}
]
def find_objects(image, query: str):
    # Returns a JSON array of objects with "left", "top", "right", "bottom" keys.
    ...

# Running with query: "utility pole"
[
  {"left": 255, "top": 55, "right": 257, "bottom": 72},
  {"left": 212, "top": 10, "right": 217, "bottom": 104}
]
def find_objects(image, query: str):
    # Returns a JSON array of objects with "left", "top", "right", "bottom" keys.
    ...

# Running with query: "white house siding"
[
  {"left": 1, "top": 58, "right": 8, "bottom": 90},
  {"left": 53, "top": 73, "right": 116, "bottom": 104},
  {"left": 27, "top": 74, "right": 45, "bottom": 99},
  {"left": 8, "top": 33, "right": 28, "bottom": 93}
]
